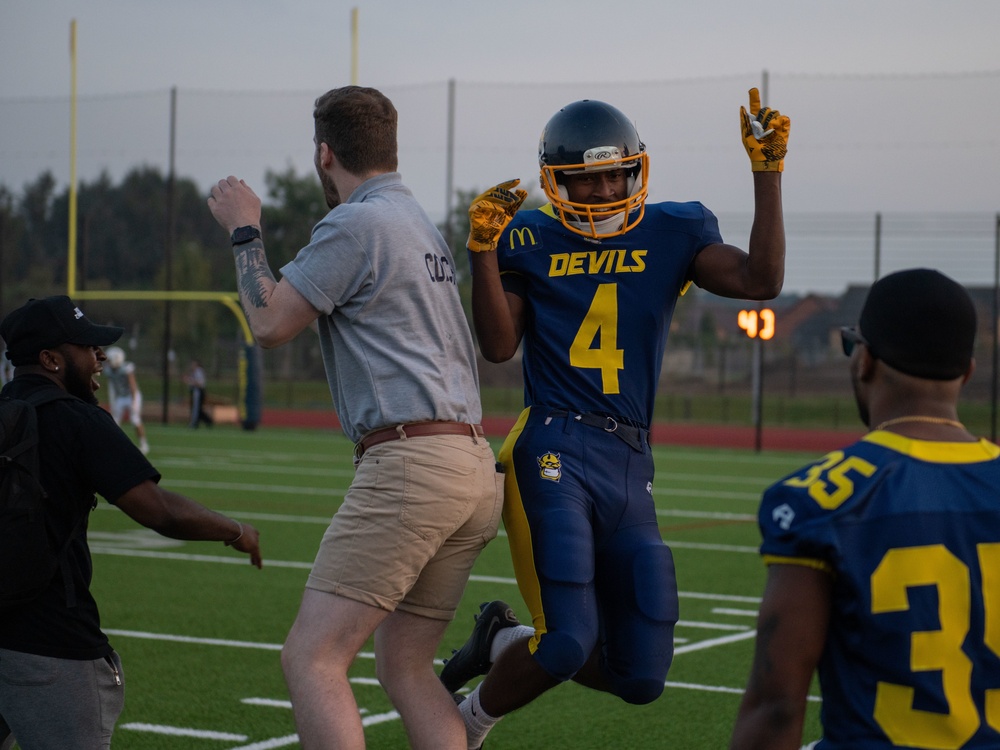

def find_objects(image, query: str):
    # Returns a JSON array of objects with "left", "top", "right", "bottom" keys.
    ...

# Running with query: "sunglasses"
[{"left": 840, "top": 326, "right": 868, "bottom": 357}]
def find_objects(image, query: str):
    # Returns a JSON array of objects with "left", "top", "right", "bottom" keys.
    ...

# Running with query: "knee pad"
[
  {"left": 533, "top": 630, "right": 588, "bottom": 682},
  {"left": 531, "top": 507, "right": 598, "bottom": 681},
  {"left": 599, "top": 542, "right": 678, "bottom": 701},
  {"left": 617, "top": 676, "right": 666, "bottom": 705}
]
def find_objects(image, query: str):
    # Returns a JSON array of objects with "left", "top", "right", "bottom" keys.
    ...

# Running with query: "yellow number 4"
[{"left": 569, "top": 283, "right": 624, "bottom": 394}]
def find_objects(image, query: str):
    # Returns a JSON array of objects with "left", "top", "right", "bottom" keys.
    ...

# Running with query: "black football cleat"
[{"left": 440, "top": 600, "right": 520, "bottom": 692}]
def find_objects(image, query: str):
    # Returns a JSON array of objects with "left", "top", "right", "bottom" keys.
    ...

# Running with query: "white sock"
[
  {"left": 489, "top": 624, "right": 534, "bottom": 663},
  {"left": 459, "top": 684, "right": 500, "bottom": 750}
]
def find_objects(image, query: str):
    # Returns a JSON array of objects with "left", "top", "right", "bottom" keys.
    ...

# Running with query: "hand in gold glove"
[
  {"left": 740, "top": 88, "right": 790, "bottom": 172},
  {"left": 467, "top": 179, "right": 528, "bottom": 253}
]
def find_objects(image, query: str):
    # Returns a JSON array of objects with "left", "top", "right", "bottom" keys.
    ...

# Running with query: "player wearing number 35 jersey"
[
  {"left": 446, "top": 90, "right": 790, "bottom": 748},
  {"left": 732, "top": 269, "right": 1000, "bottom": 750}
]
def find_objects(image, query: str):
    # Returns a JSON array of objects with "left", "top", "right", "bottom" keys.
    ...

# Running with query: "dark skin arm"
[
  {"left": 470, "top": 250, "right": 527, "bottom": 363},
  {"left": 690, "top": 171, "right": 784, "bottom": 300},
  {"left": 730, "top": 562, "right": 831, "bottom": 749},
  {"left": 115, "top": 480, "right": 263, "bottom": 568}
]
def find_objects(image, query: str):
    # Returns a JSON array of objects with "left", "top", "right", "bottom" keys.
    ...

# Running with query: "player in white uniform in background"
[{"left": 103, "top": 346, "right": 150, "bottom": 455}]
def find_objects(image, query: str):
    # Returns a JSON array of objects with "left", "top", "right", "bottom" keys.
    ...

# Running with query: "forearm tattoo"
[{"left": 233, "top": 240, "right": 276, "bottom": 309}]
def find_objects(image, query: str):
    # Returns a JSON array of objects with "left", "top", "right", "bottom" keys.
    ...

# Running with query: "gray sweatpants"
[{"left": 0, "top": 648, "right": 124, "bottom": 749}]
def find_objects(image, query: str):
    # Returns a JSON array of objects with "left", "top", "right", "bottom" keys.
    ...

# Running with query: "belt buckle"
[{"left": 603, "top": 416, "right": 618, "bottom": 433}]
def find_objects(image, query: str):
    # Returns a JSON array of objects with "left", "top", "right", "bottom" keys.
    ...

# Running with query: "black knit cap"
[
  {"left": 1, "top": 296, "right": 123, "bottom": 366},
  {"left": 859, "top": 268, "right": 976, "bottom": 380}
]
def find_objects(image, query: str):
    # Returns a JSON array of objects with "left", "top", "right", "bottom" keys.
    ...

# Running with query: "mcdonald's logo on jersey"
[{"left": 508, "top": 226, "right": 537, "bottom": 250}]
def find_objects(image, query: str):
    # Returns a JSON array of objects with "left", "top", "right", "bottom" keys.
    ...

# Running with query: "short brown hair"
[{"left": 313, "top": 86, "right": 398, "bottom": 175}]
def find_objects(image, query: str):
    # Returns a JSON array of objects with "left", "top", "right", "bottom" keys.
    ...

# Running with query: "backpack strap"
[
  {"left": 21, "top": 388, "right": 87, "bottom": 608},
  {"left": 0, "top": 390, "right": 76, "bottom": 467}
]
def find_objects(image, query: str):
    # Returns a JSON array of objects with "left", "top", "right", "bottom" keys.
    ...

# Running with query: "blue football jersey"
[
  {"left": 496, "top": 202, "right": 722, "bottom": 426},
  {"left": 758, "top": 431, "right": 1000, "bottom": 749}
]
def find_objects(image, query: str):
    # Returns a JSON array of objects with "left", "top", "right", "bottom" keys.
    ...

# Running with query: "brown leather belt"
[{"left": 355, "top": 421, "right": 484, "bottom": 459}]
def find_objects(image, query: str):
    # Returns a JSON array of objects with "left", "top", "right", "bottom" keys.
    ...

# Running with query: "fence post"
[{"left": 992, "top": 213, "right": 999, "bottom": 442}]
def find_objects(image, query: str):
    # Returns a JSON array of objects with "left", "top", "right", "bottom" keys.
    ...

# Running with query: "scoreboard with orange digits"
[{"left": 738, "top": 308, "right": 775, "bottom": 340}]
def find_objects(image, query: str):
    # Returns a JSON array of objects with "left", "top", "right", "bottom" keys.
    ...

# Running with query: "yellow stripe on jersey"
[
  {"left": 763, "top": 554, "right": 834, "bottom": 575},
  {"left": 863, "top": 432, "right": 1000, "bottom": 464},
  {"left": 498, "top": 407, "right": 546, "bottom": 652}
]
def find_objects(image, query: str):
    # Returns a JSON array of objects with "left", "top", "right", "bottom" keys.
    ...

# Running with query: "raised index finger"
[
  {"left": 493, "top": 178, "right": 521, "bottom": 192},
  {"left": 747, "top": 88, "right": 761, "bottom": 117}
]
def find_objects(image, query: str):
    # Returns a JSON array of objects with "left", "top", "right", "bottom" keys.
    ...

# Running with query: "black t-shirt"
[{"left": 0, "top": 375, "right": 161, "bottom": 659}]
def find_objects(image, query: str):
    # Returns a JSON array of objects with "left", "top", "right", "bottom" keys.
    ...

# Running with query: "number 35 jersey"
[
  {"left": 496, "top": 202, "right": 722, "bottom": 426},
  {"left": 759, "top": 431, "right": 1000, "bottom": 749}
]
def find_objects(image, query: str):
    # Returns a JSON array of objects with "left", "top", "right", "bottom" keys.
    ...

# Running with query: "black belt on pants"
[{"left": 546, "top": 409, "right": 648, "bottom": 452}]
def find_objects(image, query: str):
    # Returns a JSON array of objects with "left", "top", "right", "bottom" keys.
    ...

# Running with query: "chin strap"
[{"left": 564, "top": 211, "right": 626, "bottom": 237}]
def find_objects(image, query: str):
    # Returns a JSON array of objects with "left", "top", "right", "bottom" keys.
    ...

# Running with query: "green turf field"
[{"left": 82, "top": 423, "right": 825, "bottom": 749}]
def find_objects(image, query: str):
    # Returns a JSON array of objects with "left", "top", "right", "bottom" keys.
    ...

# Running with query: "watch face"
[{"left": 232, "top": 226, "right": 261, "bottom": 245}]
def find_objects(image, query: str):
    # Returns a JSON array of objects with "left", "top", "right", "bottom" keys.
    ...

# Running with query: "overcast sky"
[
  {"left": 3, "top": 1, "right": 997, "bottom": 96},
  {"left": 2, "top": 1, "right": 998, "bottom": 294}
]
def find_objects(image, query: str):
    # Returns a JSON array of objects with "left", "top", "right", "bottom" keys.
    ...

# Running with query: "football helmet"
[
  {"left": 105, "top": 346, "right": 125, "bottom": 369},
  {"left": 538, "top": 100, "right": 649, "bottom": 239}
]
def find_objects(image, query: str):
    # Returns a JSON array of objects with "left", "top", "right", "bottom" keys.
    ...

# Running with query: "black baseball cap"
[
  {"left": 859, "top": 268, "right": 976, "bottom": 380},
  {"left": 1, "top": 296, "right": 123, "bottom": 366}
]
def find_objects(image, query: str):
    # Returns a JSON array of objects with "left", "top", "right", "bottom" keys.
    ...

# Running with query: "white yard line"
[
  {"left": 101, "top": 525, "right": 774, "bottom": 747},
  {"left": 118, "top": 723, "right": 247, "bottom": 741},
  {"left": 111, "top": 622, "right": 809, "bottom": 749}
]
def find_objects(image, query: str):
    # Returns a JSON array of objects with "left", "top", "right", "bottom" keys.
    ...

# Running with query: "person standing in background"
[
  {"left": 103, "top": 345, "right": 150, "bottom": 454},
  {"left": 183, "top": 358, "right": 213, "bottom": 428}
]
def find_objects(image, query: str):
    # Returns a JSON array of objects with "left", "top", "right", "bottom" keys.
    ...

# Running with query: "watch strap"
[{"left": 230, "top": 225, "right": 262, "bottom": 245}]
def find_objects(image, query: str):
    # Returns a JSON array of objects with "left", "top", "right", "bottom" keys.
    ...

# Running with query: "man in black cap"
[
  {"left": 731, "top": 268, "right": 1000, "bottom": 749},
  {"left": 0, "top": 296, "right": 263, "bottom": 750}
]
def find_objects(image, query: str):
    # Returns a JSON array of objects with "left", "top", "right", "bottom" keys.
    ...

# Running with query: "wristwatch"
[{"left": 230, "top": 225, "right": 261, "bottom": 246}]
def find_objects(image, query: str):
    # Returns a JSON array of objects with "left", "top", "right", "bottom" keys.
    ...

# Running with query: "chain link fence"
[{"left": 3, "top": 71, "right": 999, "bottom": 431}]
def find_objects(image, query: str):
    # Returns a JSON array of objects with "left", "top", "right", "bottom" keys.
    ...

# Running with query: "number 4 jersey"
[
  {"left": 759, "top": 431, "right": 1000, "bottom": 749},
  {"left": 495, "top": 202, "right": 722, "bottom": 425}
]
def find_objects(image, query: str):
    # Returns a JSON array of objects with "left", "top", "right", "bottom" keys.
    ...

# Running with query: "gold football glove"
[
  {"left": 740, "top": 88, "right": 790, "bottom": 172},
  {"left": 467, "top": 179, "right": 528, "bottom": 253}
]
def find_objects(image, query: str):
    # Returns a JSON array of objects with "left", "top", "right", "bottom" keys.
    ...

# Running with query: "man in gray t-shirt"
[
  {"left": 279, "top": 171, "right": 481, "bottom": 443},
  {"left": 209, "top": 85, "right": 502, "bottom": 750}
]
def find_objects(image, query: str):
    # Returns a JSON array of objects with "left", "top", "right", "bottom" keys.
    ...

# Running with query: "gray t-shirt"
[{"left": 280, "top": 172, "right": 482, "bottom": 443}]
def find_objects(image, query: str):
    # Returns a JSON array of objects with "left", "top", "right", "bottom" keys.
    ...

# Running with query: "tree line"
[
  {"left": 0, "top": 167, "right": 514, "bottom": 384},
  {"left": 0, "top": 166, "right": 328, "bottom": 376}
]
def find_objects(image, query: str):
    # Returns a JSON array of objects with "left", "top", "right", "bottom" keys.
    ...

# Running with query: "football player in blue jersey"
[
  {"left": 731, "top": 268, "right": 1000, "bottom": 750},
  {"left": 441, "top": 89, "right": 791, "bottom": 747}
]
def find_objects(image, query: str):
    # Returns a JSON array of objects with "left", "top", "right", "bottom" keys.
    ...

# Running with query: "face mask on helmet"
[{"left": 538, "top": 100, "right": 649, "bottom": 239}]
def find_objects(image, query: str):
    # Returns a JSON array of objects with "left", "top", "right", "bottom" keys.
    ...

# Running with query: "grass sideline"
[{"left": 78, "top": 423, "right": 825, "bottom": 749}]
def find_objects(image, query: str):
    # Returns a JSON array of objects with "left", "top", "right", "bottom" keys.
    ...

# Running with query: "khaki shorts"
[{"left": 307, "top": 433, "right": 504, "bottom": 620}]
